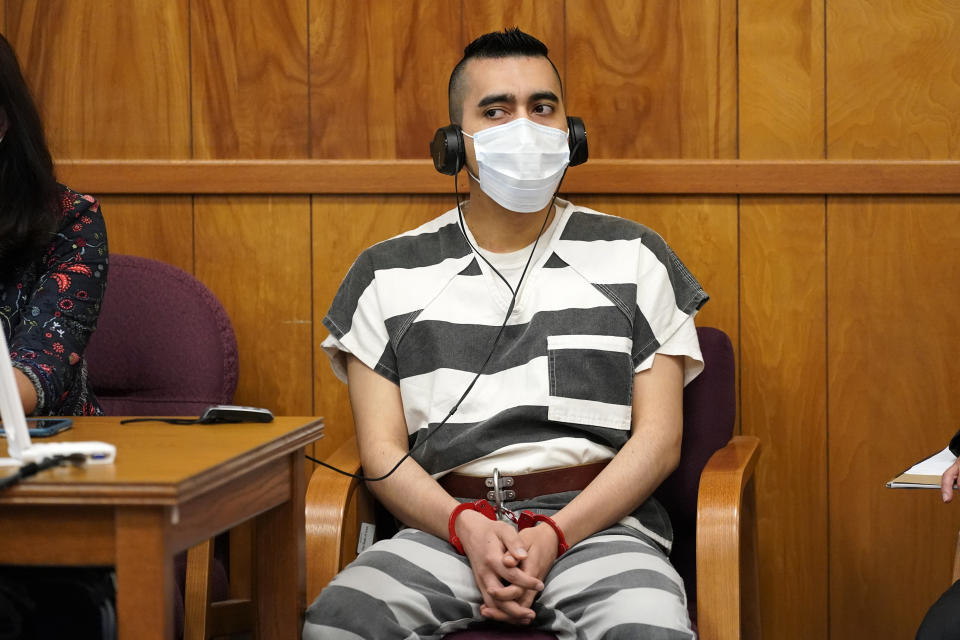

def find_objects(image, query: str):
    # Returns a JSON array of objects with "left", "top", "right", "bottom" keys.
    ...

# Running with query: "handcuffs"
[{"left": 448, "top": 467, "right": 569, "bottom": 557}]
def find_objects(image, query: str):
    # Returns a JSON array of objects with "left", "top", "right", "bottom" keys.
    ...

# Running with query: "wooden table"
[{"left": 0, "top": 416, "right": 324, "bottom": 639}]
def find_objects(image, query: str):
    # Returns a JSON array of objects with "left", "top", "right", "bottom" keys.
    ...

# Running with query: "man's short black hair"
[{"left": 447, "top": 28, "right": 562, "bottom": 124}]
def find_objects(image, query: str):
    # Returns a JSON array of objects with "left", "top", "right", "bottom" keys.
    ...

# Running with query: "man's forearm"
[
  {"left": 551, "top": 427, "right": 680, "bottom": 547},
  {"left": 552, "top": 353, "right": 685, "bottom": 547},
  {"left": 360, "top": 442, "right": 460, "bottom": 539},
  {"left": 346, "top": 353, "right": 460, "bottom": 539}
]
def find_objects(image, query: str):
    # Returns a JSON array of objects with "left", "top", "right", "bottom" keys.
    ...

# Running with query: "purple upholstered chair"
[
  {"left": 84, "top": 254, "right": 240, "bottom": 639},
  {"left": 305, "top": 326, "right": 761, "bottom": 640},
  {"left": 85, "top": 254, "right": 238, "bottom": 416}
]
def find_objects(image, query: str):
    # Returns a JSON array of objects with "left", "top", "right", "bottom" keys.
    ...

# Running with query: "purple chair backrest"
[
  {"left": 653, "top": 325, "right": 736, "bottom": 615},
  {"left": 84, "top": 254, "right": 239, "bottom": 416},
  {"left": 446, "top": 327, "right": 736, "bottom": 640}
]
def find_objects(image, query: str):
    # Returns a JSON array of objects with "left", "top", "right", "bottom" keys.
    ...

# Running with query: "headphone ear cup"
[
  {"left": 430, "top": 125, "right": 465, "bottom": 175},
  {"left": 566, "top": 116, "right": 588, "bottom": 166}
]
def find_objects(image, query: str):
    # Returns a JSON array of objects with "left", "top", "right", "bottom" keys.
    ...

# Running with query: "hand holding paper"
[
  {"left": 887, "top": 446, "right": 958, "bottom": 489},
  {"left": 942, "top": 459, "right": 960, "bottom": 502}
]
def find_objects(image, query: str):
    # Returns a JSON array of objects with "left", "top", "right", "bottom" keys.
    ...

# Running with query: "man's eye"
[
  {"left": 484, "top": 108, "right": 505, "bottom": 118},
  {"left": 533, "top": 104, "right": 555, "bottom": 115}
]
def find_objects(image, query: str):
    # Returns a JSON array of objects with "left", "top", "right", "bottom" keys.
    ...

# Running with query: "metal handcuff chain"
[{"left": 489, "top": 467, "right": 519, "bottom": 521}]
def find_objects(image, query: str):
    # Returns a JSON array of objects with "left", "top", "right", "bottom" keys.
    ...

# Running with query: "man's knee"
[
  {"left": 541, "top": 534, "right": 693, "bottom": 639},
  {"left": 304, "top": 585, "right": 396, "bottom": 640},
  {"left": 303, "top": 535, "right": 478, "bottom": 639}
]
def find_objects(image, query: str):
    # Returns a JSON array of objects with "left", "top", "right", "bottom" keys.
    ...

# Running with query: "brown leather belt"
[{"left": 438, "top": 461, "right": 608, "bottom": 501}]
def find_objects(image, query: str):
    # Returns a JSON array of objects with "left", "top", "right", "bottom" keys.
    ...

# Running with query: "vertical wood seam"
[
  {"left": 823, "top": 193, "right": 830, "bottom": 640},
  {"left": 562, "top": 0, "right": 567, "bottom": 95},
  {"left": 188, "top": 0, "right": 195, "bottom": 159},
  {"left": 309, "top": 194, "right": 315, "bottom": 419},
  {"left": 734, "top": 0, "right": 742, "bottom": 437},
  {"left": 307, "top": 1, "right": 314, "bottom": 423},
  {"left": 734, "top": 0, "right": 740, "bottom": 160},
  {"left": 822, "top": 0, "right": 827, "bottom": 161},
  {"left": 306, "top": 0, "right": 312, "bottom": 159},
  {"left": 822, "top": 2, "right": 830, "bottom": 638},
  {"left": 188, "top": 0, "right": 196, "bottom": 276},
  {"left": 734, "top": 192, "right": 743, "bottom": 435}
]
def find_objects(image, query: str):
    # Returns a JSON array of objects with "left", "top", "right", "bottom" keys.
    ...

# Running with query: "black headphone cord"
[
  {"left": 307, "top": 141, "right": 582, "bottom": 482},
  {"left": 305, "top": 192, "right": 544, "bottom": 482}
]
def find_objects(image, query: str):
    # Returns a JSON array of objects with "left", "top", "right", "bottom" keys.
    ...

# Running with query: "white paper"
[{"left": 904, "top": 446, "right": 957, "bottom": 476}]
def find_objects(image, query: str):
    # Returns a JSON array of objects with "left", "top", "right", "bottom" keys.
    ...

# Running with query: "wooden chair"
[
  {"left": 85, "top": 254, "right": 251, "bottom": 639},
  {"left": 304, "top": 326, "right": 762, "bottom": 640},
  {"left": 953, "top": 528, "right": 960, "bottom": 583}
]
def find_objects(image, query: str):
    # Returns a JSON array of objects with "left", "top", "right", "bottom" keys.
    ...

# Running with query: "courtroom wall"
[{"left": 5, "top": 1, "right": 960, "bottom": 638}]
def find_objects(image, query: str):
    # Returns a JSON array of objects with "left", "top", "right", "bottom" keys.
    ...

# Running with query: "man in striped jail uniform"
[{"left": 304, "top": 28, "right": 706, "bottom": 640}]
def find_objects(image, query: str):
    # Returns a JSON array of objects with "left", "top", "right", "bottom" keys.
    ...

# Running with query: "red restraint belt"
[{"left": 438, "top": 461, "right": 608, "bottom": 501}]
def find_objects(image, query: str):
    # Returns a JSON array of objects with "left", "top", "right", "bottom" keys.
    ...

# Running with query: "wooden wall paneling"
[
  {"left": 827, "top": 0, "right": 960, "bottom": 159},
  {"left": 194, "top": 196, "right": 313, "bottom": 418},
  {"left": 740, "top": 196, "right": 827, "bottom": 640},
  {"left": 309, "top": 0, "right": 396, "bottom": 158},
  {"left": 96, "top": 195, "right": 194, "bottom": 274},
  {"left": 311, "top": 194, "right": 450, "bottom": 460},
  {"left": 461, "top": 0, "right": 564, "bottom": 78},
  {"left": 6, "top": 0, "right": 191, "bottom": 158},
  {"left": 191, "top": 0, "right": 309, "bottom": 159},
  {"left": 310, "top": 0, "right": 460, "bottom": 160},
  {"left": 739, "top": 0, "right": 824, "bottom": 158},
  {"left": 392, "top": 1, "right": 462, "bottom": 159},
  {"left": 572, "top": 194, "right": 739, "bottom": 365},
  {"left": 738, "top": 2, "right": 828, "bottom": 636},
  {"left": 828, "top": 196, "right": 960, "bottom": 639},
  {"left": 565, "top": 0, "right": 737, "bottom": 159}
]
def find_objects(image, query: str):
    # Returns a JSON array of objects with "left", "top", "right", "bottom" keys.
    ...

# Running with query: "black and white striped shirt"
[{"left": 322, "top": 200, "right": 708, "bottom": 479}]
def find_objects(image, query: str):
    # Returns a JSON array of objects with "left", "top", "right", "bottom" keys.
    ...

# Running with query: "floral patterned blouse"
[{"left": 1, "top": 186, "right": 108, "bottom": 415}]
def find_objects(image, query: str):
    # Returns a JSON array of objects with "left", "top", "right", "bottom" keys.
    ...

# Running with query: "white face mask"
[{"left": 463, "top": 118, "right": 570, "bottom": 213}]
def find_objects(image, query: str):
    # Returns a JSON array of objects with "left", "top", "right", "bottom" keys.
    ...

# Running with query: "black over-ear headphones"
[{"left": 430, "top": 116, "right": 589, "bottom": 176}]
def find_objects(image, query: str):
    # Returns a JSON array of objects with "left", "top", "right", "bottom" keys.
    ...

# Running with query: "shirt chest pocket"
[{"left": 547, "top": 334, "right": 633, "bottom": 431}]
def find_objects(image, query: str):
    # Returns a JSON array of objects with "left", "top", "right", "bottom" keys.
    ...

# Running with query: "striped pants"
[{"left": 302, "top": 516, "right": 695, "bottom": 640}]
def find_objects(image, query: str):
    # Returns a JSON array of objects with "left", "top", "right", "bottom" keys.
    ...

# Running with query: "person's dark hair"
[
  {"left": 0, "top": 33, "right": 58, "bottom": 272},
  {"left": 448, "top": 27, "right": 561, "bottom": 124}
]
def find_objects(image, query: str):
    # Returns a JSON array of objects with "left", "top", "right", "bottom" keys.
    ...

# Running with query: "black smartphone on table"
[{"left": 0, "top": 417, "right": 73, "bottom": 438}]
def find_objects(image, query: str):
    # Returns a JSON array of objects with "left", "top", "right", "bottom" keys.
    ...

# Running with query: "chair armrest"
[
  {"left": 953, "top": 528, "right": 960, "bottom": 583},
  {"left": 304, "top": 435, "right": 375, "bottom": 602},
  {"left": 696, "top": 435, "right": 762, "bottom": 640}
]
